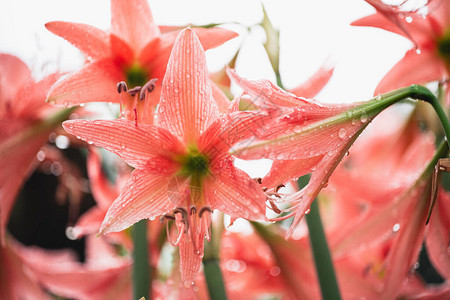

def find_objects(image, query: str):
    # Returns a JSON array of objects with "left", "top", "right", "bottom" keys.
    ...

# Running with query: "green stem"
[
  {"left": 276, "top": 72, "right": 283, "bottom": 88},
  {"left": 132, "top": 220, "right": 150, "bottom": 300},
  {"left": 423, "top": 89, "right": 450, "bottom": 147},
  {"left": 305, "top": 200, "right": 341, "bottom": 300},
  {"left": 203, "top": 214, "right": 227, "bottom": 300}
]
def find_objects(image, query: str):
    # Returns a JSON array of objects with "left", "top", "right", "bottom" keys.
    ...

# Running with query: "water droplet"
[
  {"left": 293, "top": 125, "right": 302, "bottom": 133},
  {"left": 120, "top": 143, "right": 126, "bottom": 150},
  {"left": 392, "top": 223, "right": 400, "bottom": 232},
  {"left": 351, "top": 119, "right": 357, "bottom": 125},
  {"left": 360, "top": 114, "right": 368, "bottom": 123},
  {"left": 338, "top": 128, "right": 347, "bottom": 139},
  {"left": 270, "top": 266, "right": 281, "bottom": 276},
  {"left": 415, "top": 48, "right": 422, "bottom": 54},
  {"left": 305, "top": 209, "right": 311, "bottom": 214},
  {"left": 36, "top": 150, "right": 46, "bottom": 161}
]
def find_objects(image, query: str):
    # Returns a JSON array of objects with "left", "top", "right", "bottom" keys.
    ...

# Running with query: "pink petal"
[
  {"left": 426, "top": 190, "right": 450, "bottom": 279},
  {"left": 158, "top": 28, "right": 219, "bottom": 144},
  {"left": 198, "top": 110, "right": 273, "bottom": 163},
  {"left": 46, "top": 58, "right": 123, "bottom": 106},
  {"left": 0, "top": 54, "right": 32, "bottom": 106},
  {"left": 285, "top": 140, "right": 359, "bottom": 237},
  {"left": 381, "top": 183, "right": 429, "bottom": 299},
  {"left": 100, "top": 168, "right": 179, "bottom": 234},
  {"left": 110, "top": 0, "right": 160, "bottom": 54},
  {"left": 210, "top": 81, "right": 231, "bottom": 113},
  {"left": 72, "top": 207, "right": 105, "bottom": 238},
  {"left": 45, "top": 21, "right": 111, "bottom": 60},
  {"left": 375, "top": 48, "right": 447, "bottom": 95},
  {"left": 289, "top": 64, "right": 334, "bottom": 99},
  {"left": 139, "top": 27, "right": 238, "bottom": 69},
  {"left": 109, "top": 34, "right": 134, "bottom": 66},
  {"left": 351, "top": 13, "right": 436, "bottom": 47},
  {"left": 231, "top": 104, "right": 360, "bottom": 161},
  {"left": 63, "top": 119, "right": 185, "bottom": 169},
  {"left": 178, "top": 230, "right": 205, "bottom": 284},
  {"left": 16, "top": 73, "right": 60, "bottom": 118},
  {"left": 204, "top": 162, "right": 266, "bottom": 220},
  {"left": 262, "top": 156, "right": 323, "bottom": 188},
  {"left": 86, "top": 149, "right": 120, "bottom": 210},
  {"left": 0, "top": 128, "right": 48, "bottom": 243},
  {"left": 227, "top": 68, "right": 313, "bottom": 108}
]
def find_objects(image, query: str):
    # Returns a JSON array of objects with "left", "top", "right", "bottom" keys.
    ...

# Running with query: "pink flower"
[
  {"left": 0, "top": 53, "right": 67, "bottom": 242},
  {"left": 63, "top": 28, "right": 269, "bottom": 284},
  {"left": 0, "top": 236, "right": 58, "bottom": 299},
  {"left": 46, "top": 0, "right": 237, "bottom": 124},
  {"left": 227, "top": 69, "right": 369, "bottom": 236},
  {"left": 353, "top": 0, "right": 450, "bottom": 102}
]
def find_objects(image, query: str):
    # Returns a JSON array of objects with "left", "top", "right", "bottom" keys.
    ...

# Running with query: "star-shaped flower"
[
  {"left": 46, "top": 0, "right": 237, "bottom": 124},
  {"left": 63, "top": 28, "right": 269, "bottom": 284}
]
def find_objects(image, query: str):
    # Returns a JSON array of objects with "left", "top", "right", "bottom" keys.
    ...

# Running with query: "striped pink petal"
[
  {"left": 63, "top": 119, "right": 185, "bottom": 169},
  {"left": 158, "top": 28, "right": 219, "bottom": 144},
  {"left": 45, "top": 21, "right": 111, "bottom": 60},
  {"left": 110, "top": 0, "right": 160, "bottom": 54},
  {"left": 375, "top": 48, "right": 447, "bottom": 95},
  {"left": 46, "top": 58, "right": 123, "bottom": 106},
  {"left": 204, "top": 162, "right": 266, "bottom": 221},
  {"left": 100, "top": 168, "right": 179, "bottom": 234}
]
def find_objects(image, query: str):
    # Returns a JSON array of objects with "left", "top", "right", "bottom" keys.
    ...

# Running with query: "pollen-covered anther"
[
  {"left": 139, "top": 78, "right": 158, "bottom": 101},
  {"left": 198, "top": 206, "right": 212, "bottom": 217},
  {"left": 117, "top": 81, "right": 127, "bottom": 94},
  {"left": 116, "top": 78, "right": 158, "bottom": 99}
]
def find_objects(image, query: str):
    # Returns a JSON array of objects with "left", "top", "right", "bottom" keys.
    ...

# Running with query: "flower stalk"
[
  {"left": 203, "top": 213, "right": 227, "bottom": 300},
  {"left": 132, "top": 220, "right": 150, "bottom": 300},
  {"left": 304, "top": 200, "right": 341, "bottom": 300}
]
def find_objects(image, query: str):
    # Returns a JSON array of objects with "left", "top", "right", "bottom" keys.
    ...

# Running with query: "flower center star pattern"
[{"left": 63, "top": 28, "right": 271, "bottom": 285}]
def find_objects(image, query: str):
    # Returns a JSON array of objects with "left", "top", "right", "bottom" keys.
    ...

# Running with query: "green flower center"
[
  {"left": 125, "top": 64, "right": 148, "bottom": 87},
  {"left": 437, "top": 34, "right": 450, "bottom": 60},
  {"left": 177, "top": 150, "right": 210, "bottom": 185}
]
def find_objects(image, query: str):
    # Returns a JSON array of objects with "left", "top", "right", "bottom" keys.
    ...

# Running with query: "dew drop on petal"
[
  {"left": 338, "top": 128, "right": 347, "bottom": 139},
  {"left": 305, "top": 209, "right": 311, "bottom": 214},
  {"left": 270, "top": 266, "right": 281, "bottom": 276},
  {"left": 392, "top": 223, "right": 400, "bottom": 232},
  {"left": 360, "top": 114, "right": 368, "bottom": 123}
]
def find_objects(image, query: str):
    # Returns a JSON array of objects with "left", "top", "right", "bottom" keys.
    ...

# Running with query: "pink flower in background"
[
  {"left": 46, "top": 0, "right": 237, "bottom": 123},
  {"left": 228, "top": 69, "right": 368, "bottom": 236},
  {"left": 0, "top": 53, "right": 65, "bottom": 242},
  {"left": 63, "top": 28, "right": 270, "bottom": 284},
  {"left": 353, "top": 0, "right": 450, "bottom": 102}
]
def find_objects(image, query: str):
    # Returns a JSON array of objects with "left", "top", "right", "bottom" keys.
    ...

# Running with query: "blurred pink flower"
[
  {"left": 46, "top": 0, "right": 237, "bottom": 123},
  {"left": 353, "top": 0, "right": 450, "bottom": 103},
  {"left": 0, "top": 54, "right": 65, "bottom": 242},
  {"left": 63, "top": 29, "right": 270, "bottom": 284}
]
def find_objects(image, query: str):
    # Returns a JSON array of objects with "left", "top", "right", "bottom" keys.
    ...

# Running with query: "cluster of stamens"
[
  {"left": 161, "top": 205, "right": 212, "bottom": 254},
  {"left": 254, "top": 177, "right": 295, "bottom": 219},
  {"left": 116, "top": 79, "right": 158, "bottom": 125}
]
